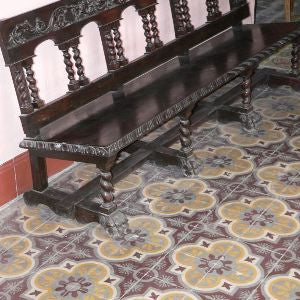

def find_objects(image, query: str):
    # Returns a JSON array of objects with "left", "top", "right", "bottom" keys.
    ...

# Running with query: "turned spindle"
[
  {"left": 179, "top": 113, "right": 193, "bottom": 156},
  {"left": 72, "top": 44, "right": 89, "bottom": 86},
  {"left": 206, "top": 0, "right": 222, "bottom": 22},
  {"left": 100, "top": 24, "right": 120, "bottom": 71},
  {"left": 181, "top": 0, "right": 194, "bottom": 32},
  {"left": 139, "top": 9, "right": 155, "bottom": 53},
  {"left": 148, "top": 6, "right": 163, "bottom": 49},
  {"left": 112, "top": 22, "right": 128, "bottom": 67},
  {"left": 23, "top": 60, "right": 45, "bottom": 109},
  {"left": 60, "top": 46, "right": 80, "bottom": 91},
  {"left": 291, "top": 42, "right": 299, "bottom": 77},
  {"left": 12, "top": 65, "right": 34, "bottom": 114},
  {"left": 173, "top": 0, "right": 186, "bottom": 36},
  {"left": 241, "top": 70, "right": 253, "bottom": 112},
  {"left": 170, "top": 0, "right": 194, "bottom": 37}
]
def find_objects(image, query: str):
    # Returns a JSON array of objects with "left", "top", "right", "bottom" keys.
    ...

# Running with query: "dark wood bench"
[{"left": 1, "top": 0, "right": 300, "bottom": 236}]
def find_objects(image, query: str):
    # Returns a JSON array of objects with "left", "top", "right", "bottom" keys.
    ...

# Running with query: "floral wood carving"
[{"left": 8, "top": 0, "right": 128, "bottom": 48}]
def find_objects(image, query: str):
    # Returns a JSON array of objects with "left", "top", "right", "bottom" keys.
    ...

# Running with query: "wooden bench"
[{"left": 1, "top": 0, "right": 300, "bottom": 236}]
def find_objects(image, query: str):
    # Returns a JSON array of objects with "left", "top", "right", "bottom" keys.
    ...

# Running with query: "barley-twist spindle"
[
  {"left": 242, "top": 73, "right": 252, "bottom": 111},
  {"left": 103, "top": 26, "right": 120, "bottom": 71},
  {"left": 112, "top": 23, "right": 128, "bottom": 66},
  {"left": 179, "top": 116, "right": 193, "bottom": 155},
  {"left": 99, "top": 169, "right": 115, "bottom": 204},
  {"left": 72, "top": 44, "right": 89, "bottom": 86},
  {"left": 149, "top": 7, "right": 163, "bottom": 49},
  {"left": 139, "top": 10, "right": 155, "bottom": 53},
  {"left": 61, "top": 48, "right": 80, "bottom": 91},
  {"left": 206, "top": 0, "right": 221, "bottom": 21},
  {"left": 291, "top": 43, "right": 299, "bottom": 77},
  {"left": 15, "top": 68, "right": 34, "bottom": 114},
  {"left": 24, "top": 63, "right": 45, "bottom": 108},
  {"left": 174, "top": 0, "right": 186, "bottom": 35}
]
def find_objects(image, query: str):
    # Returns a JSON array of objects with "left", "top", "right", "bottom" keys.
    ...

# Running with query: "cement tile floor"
[{"left": 0, "top": 45, "right": 299, "bottom": 300}]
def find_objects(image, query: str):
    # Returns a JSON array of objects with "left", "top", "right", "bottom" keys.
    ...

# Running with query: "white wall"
[{"left": 0, "top": 0, "right": 254, "bottom": 165}]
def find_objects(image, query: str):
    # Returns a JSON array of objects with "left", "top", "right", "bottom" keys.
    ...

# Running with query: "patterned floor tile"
[{"left": 2, "top": 20, "right": 300, "bottom": 299}]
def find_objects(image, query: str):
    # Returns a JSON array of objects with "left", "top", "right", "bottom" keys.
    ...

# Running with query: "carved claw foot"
[
  {"left": 98, "top": 208, "right": 129, "bottom": 238},
  {"left": 181, "top": 154, "right": 202, "bottom": 177},
  {"left": 240, "top": 111, "right": 262, "bottom": 133}
]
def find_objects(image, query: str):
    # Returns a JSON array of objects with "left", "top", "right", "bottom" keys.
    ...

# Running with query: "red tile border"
[
  {"left": 0, "top": 151, "right": 73, "bottom": 206},
  {"left": 0, "top": 159, "right": 17, "bottom": 206}
]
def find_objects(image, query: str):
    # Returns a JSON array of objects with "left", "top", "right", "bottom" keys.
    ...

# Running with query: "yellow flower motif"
[
  {"left": 254, "top": 88, "right": 300, "bottom": 119},
  {"left": 290, "top": 136, "right": 300, "bottom": 152},
  {"left": 0, "top": 236, "right": 34, "bottom": 278},
  {"left": 22, "top": 205, "right": 86, "bottom": 235},
  {"left": 128, "top": 291, "right": 199, "bottom": 300},
  {"left": 33, "top": 261, "right": 116, "bottom": 300},
  {"left": 143, "top": 179, "right": 215, "bottom": 215},
  {"left": 221, "top": 120, "right": 285, "bottom": 146},
  {"left": 219, "top": 197, "right": 299, "bottom": 240},
  {"left": 264, "top": 269, "right": 300, "bottom": 300},
  {"left": 93, "top": 217, "right": 171, "bottom": 260},
  {"left": 173, "top": 240, "right": 260, "bottom": 292},
  {"left": 257, "top": 162, "right": 300, "bottom": 197},
  {"left": 193, "top": 146, "right": 253, "bottom": 178}
]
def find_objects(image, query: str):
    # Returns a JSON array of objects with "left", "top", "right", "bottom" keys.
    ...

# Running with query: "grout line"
[
  {"left": 8, "top": 227, "right": 92, "bottom": 298},
  {"left": 245, "top": 236, "right": 300, "bottom": 300},
  {"left": 193, "top": 165, "right": 300, "bottom": 289}
]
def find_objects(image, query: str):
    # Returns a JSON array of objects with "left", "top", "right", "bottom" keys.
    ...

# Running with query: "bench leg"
[
  {"left": 96, "top": 156, "right": 128, "bottom": 238},
  {"left": 239, "top": 69, "right": 261, "bottom": 132},
  {"left": 24, "top": 152, "right": 48, "bottom": 206},
  {"left": 291, "top": 41, "right": 299, "bottom": 77},
  {"left": 29, "top": 152, "right": 48, "bottom": 192},
  {"left": 179, "top": 106, "right": 199, "bottom": 176}
]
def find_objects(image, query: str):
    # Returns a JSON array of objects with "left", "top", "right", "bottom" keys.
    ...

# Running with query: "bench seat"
[{"left": 21, "top": 22, "right": 300, "bottom": 157}]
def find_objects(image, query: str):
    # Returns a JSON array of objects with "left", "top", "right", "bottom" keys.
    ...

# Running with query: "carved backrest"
[{"left": 0, "top": 0, "right": 249, "bottom": 137}]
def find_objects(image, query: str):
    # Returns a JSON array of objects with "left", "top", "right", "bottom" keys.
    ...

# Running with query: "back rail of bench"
[{"left": 0, "top": 0, "right": 249, "bottom": 137}]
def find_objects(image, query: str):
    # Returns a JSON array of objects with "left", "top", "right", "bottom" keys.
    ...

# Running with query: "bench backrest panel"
[{"left": 0, "top": 0, "right": 249, "bottom": 137}]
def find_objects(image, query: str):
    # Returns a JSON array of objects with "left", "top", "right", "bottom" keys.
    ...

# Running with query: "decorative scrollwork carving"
[{"left": 8, "top": 0, "right": 128, "bottom": 48}]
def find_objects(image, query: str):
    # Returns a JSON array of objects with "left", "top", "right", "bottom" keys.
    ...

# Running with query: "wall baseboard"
[{"left": 0, "top": 151, "right": 73, "bottom": 206}]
